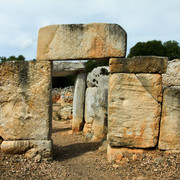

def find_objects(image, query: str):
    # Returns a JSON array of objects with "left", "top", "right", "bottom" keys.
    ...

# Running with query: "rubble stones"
[
  {"left": 37, "top": 23, "right": 127, "bottom": 60},
  {"left": 52, "top": 86, "right": 74, "bottom": 121}
]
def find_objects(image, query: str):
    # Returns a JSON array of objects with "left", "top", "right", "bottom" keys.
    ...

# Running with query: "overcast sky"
[{"left": 0, "top": 0, "right": 180, "bottom": 60}]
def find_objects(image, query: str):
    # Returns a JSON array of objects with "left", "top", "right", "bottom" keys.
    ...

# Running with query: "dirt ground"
[{"left": 0, "top": 120, "right": 180, "bottom": 179}]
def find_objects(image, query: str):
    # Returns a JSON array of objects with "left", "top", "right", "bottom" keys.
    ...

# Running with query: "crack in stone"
[
  {"left": 47, "top": 25, "right": 59, "bottom": 55},
  {"left": 135, "top": 74, "right": 159, "bottom": 103}
]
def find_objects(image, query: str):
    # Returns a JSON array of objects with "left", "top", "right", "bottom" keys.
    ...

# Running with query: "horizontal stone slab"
[
  {"left": 109, "top": 56, "right": 168, "bottom": 73},
  {"left": 37, "top": 23, "right": 127, "bottom": 60},
  {"left": 52, "top": 61, "right": 85, "bottom": 77}
]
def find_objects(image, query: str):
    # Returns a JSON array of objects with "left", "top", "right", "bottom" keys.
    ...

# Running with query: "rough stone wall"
[
  {"left": 84, "top": 66, "right": 109, "bottom": 140},
  {"left": 0, "top": 61, "right": 52, "bottom": 160},
  {"left": 52, "top": 86, "right": 74, "bottom": 121}
]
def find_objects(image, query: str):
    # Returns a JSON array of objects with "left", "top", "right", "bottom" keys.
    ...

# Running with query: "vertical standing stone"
[
  {"left": 84, "top": 66, "right": 109, "bottom": 139},
  {"left": 108, "top": 56, "right": 167, "bottom": 149},
  {"left": 0, "top": 61, "right": 52, "bottom": 159},
  {"left": 0, "top": 61, "right": 52, "bottom": 140},
  {"left": 72, "top": 73, "right": 86, "bottom": 132},
  {"left": 108, "top": 73, "right": 162, "bottom": 148},
  {"left": 159, "top": 87, "right": 180, "bottom": 150}
]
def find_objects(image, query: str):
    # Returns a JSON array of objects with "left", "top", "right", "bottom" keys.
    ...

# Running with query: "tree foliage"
[
  {"left": 0, "top": 55, "right": 25, "bottom": 62},
  {"left": 127, "top": 40, "right": 180, "bottom": 60},
  {"left": 85, "top": 59, "right": 109, "bottom": 73}
]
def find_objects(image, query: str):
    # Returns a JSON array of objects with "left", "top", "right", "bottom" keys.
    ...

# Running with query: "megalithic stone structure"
[
  {"left": 36, "top": 23, "right": 127, "bottom": 61},
  {"left": 107, "top": 56, "right": 168, "bottom": 162}
]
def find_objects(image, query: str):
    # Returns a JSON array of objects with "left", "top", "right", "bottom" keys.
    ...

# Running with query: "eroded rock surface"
[
  {"left": 162, "top": 59, "right": 180, "bottom": 86},
  {"left": 0, "top": 61, "right": 52, "bottom": 140},
  {"left": 37, "top": 23, "right": 127, "bottom": 60},
  {"left": 159, "top": 86, "right": 180, "bottom": 150},
  {"left": 109, "top": 56, "right": 168, "bottom": 74},
  {"left": 84, "top": 67, "right": 109, "bottom": 139},
  {"left": 108, "top": 73, "right": 162, "bottom": 148}
]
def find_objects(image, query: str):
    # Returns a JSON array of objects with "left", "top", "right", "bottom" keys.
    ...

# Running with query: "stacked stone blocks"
[
  {"left": 0, "top": 61, "right": 52, "bottom": 160},
  {"left": 107, "top": 56, "right": 168, "bottom": 161}
]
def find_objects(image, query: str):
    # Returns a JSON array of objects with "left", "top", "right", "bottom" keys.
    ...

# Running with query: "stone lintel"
[
  {"left": 109, "top": 56, "right": 168, "bottom": 74},
  {"left": 37, "top": 23, "right": 127, "bottom": 61},
  {"left": 52, "top": 61, "right": 85, "bottom": 77}
]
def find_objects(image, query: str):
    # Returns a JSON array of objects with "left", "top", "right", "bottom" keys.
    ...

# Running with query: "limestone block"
[
  {"left": 108, "top": 73, "right": 162, "bottom": 148},
  {"left": 52, "top": 61, "right": 85, "bottom": 77},
  {"left": 1, "top": 141, "right": 30, "bottom": 154},
  {"left": 136, "top": 74, "right": 163, "bottom": 102},
  {"left": 29, "top": 140, "right": 52, "bottom": 158},
  {"left": 72, "top": 73, "right": 86, "bottom": 132},
  {"left": 37, "top": 23, "right": 127, "bottom": 60},
  {"left": 162, "top": 59, "right": 180, "bottom": 86},
  {"left": 109, "top": 56, "right": 168, "bottom": 74},
  {"left": 1, "top": 140, "right": 52, "bottom": 159},
  {"left": 87, "top": 66, "right": 109, "bottom": 87},
  {"left": 84, "top": 87, "right": 108, "bottom": 139},
  {"left": 159, "top": 87, "right": 180, "bottom": 150},
  {"left": 0, "top": 61, "right": 52, "bottom": 140}
]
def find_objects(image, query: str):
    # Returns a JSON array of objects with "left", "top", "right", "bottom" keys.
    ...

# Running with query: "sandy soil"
[{"left": 0, "top": 120, "right": 180, "bottom": 179}]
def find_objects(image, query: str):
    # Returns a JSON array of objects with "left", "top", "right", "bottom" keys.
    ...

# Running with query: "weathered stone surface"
[
  {"left": 84, "top": 87, "right": 108, "bottom": 139},
  {"left": 52, "top": 61, "right": 85, "bottom": 77},
  {"left": 136, "top": 74, "right": 163, "bottom": 102},
  {"left": 0, "top": 61, "right": 52, "bottom": 140},
  {"left": 72, "top": 73, "right": 86, "bottom": 132},
  {"left": 159, "top": 87, "right": 180, "bottom": 150},
  {"left": 107, "top": 145, "right": 146, "bottom": 163},
  {"left": 29, "top": 140, "right": 52, "bottom": 158},
  {"left": 37, "top": 23, "right": 127, "bottom": 60},
  {"left": 109, "top": 56, "right": 168, "bottom": 74},
  {"left": 108, "top": 73, "right": 161, "bottom": 148},
  {"left": 87, "top": 66, "right": 109, "bottom": 87},
  {"left": 1, "top": 140, "right": 52, "bottom": 159},
  {"left": 1, "top": 141, "right": 30, "bottom": 154},
  {"left": 84, "top": 66, "right": 109, "bottom": 139},
  {"left": 162, "top": 59, "right": 180, "bottom": 86}
]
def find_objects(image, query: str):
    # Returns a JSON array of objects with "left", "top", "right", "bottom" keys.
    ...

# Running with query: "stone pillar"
[
  {"left": 84, "top": 66, "right": 109, "bottom": 140},
  {"left": 107, "top": 56, "right": 168, "bottom": 162},
  {"left": 0, "top": 61, "right": 52, "bottom": 160},
  {"left": 72, "top": 73, "right": 86, "bottom": 132},
  {"left": 159, "top": 59, "right": 180, "bottom": 151},
  {"left": 158, "top": 86, "right": 180, "bottom": 151}
]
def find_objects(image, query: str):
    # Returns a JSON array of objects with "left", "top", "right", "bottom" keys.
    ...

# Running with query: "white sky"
[{"left": 0, "top": 0, "right": 180, "bottom": 60}]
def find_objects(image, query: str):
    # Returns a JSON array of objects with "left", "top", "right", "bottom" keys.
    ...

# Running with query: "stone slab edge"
[{"left": 109, "top": 56, "right": 168, "bottom": 74}]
